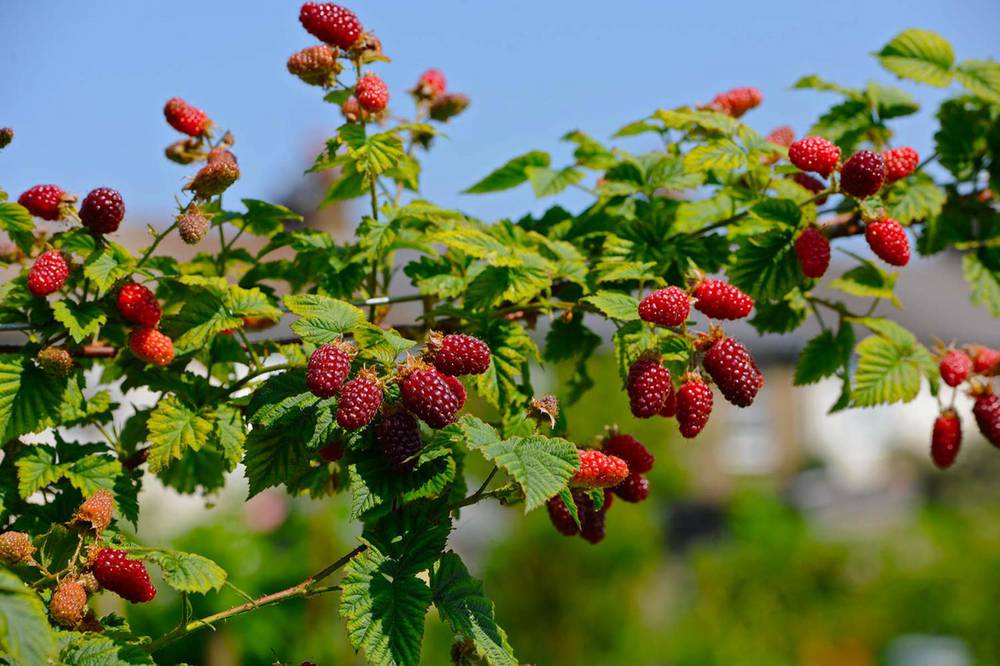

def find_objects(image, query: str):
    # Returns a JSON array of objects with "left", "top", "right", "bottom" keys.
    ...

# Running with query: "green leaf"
[
  {"left": 212, "top": 405, "right": 246, "bottom": 469},
  {"left": 0, "top": 569, "right": 58, "bottom": 665},
  {"left": 829, "top": 261, "right": 901, "bottom": 307},
  {"left": 0, "top": 357, "right": 71, "bottom": 441},
  {"left": 727, "top": 228, "right": 800, "bottom": 300},
  {"left": 852, "top": 331, "right": 933, "bottom": 407},
  {"left": 15, "top": 447, "right": 67, "bottom": 498},
  {"left": 431, "top": 552, "right": 517, "bottom": 666},
  {"left": 138, "top": 548, "right": 227, "bottom": 593},
  {"left": 82, "top": 243, "right": 132, "bottom": 296},
  {"left": 683, "top": 139, "right": 747, "bottom": 173},
  {"left": 242, "top": 425, "right": 311, "bottom": 497},
  {"left": 348, "top": 443, "right": 456, "bottom": 521},
  {"left": 886, "top": 172, "right": 945, "bottom": 224},
  {"left": 524, "top": 166, "right": 583, "bottom": 198},
  {"left": 748, "top": 293, "right": 809, "bottom": 335},
  {"left": 793, "top": 75, "right": 861, "bottom": 99},
  {"left": 561, "top": 130, "right": 616, "bottom": 169},
  {"left": 794, "top": 327, "right": 853, "bottom": 386},
  {"left": 581, "top": 290, "right": 640, "bottom": 322},
  {"left": 876, "top": 29, "right": 954, "bottom": 87},
  {"left": 749, "top": 199, "right": 802, "bottom": 228},
  {"left": 955, "top": 59, "right": 1000, "bottom": 104},
  {"left": 284, "top": 294, "right": 365, "bottom": 344},
  {"left": 474, "top": 322, "right": 537, "bottom": 412},
  {"left": 963, "top": 252, "right": 1000, "bottom": 317},
  {"left": 238, "top": 199, "right": 304, "bottom": 238},
  {"left": 168, "top": 279, "right": 280, "bottom": 354},
  {"left": 865, "top": 82, "right": 920, "bottom": 120},
  {"left": 464, "top": 151, "right": 551, "bottom": 194},
  {"left": 58, "top": 632, "right": 154, "bottom": 666},
  {"left": 52, "top": 300, "right": 108, "bottom": 343},
  {"left": 64, "top": 454, "right": 122, "bottom": 496},
  {"left": 246, "top": 370, "right": 317, "bottom": 427},
  {"left": 146, "top": 396, "right": 214, "bottom": 473},
  {"left": 0, "top": 202, "right": 35, "bottom": 254}
]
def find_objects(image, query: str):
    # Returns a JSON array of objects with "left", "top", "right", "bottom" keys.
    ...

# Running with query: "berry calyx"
[
  {"left": 355, "top": 73, "right": 389, "bottom": 112},
  {"left": 572, "top": 449, "right": 629, "bottom": 488},
  {"left": 864, "top": 217, "right": 910, "bottom": 267},
  {"left": 788, "top": 136, "right": 840, "bottom": 177},
  {"left": 377, "top": 408, "right": 424, "bottom": 473},
  {"left": 627, "top": 354, "right": 673, "bottom": 419},
  {"left": 602, "top": 433, "right": 654, "bottom": 474},
  {"left": 163, "top": 97, "right": 211, "bottom": 136},
  {"left": 336, "top": 370, "right": 383, "bottom": 430},
  {"left": 414, "top": 68, "right": 447, "bottom": 100},
  {"left": 702, "top": 336, "right": 763, "bottom": 408},
  {"left": 638, "top": 286, "right": 690, "bottom": 327},
  {"left": 36, "top": 346, "right": 74, "bottom": 377},
  {"left": 80, "top": 187, "right": 125, "bottom": 234},
  {"left": 129, "top": 327, "right": 175, "bottom": 367},
  {"left": 398, "top": 361, "right": 462, "bottom": 428},
  {"left": 28, "top": 250, "right": 70, "bottom": 296},
  {"left": 931, "top": 410, "right": 962, "bottom": 470},
  {"left": 612, "top": 473, "right": 650, "bottom": 503},
  {"left": 883, "top": 147, "right": 919, "bottom": 183},
  {"left": 676, "top": 376, "right": 713, "bottom": 438},
  {"left": 92, "top": 548, "right": 157, "bottom": 603},
  {"left": 939, "top": 350, "right": 972, "bottom": 387},
  {"left": 50, "top": 579, "right": 88, "bottom": 628},
  {"left": 794, "top": 226, "right": 831, "bottom": 278},
  {"left": 306, "top": 342, "right": 353, "bottom": 398},
  {"left": 299, "top": 2, "right": 363, "bottom": 49},
  {"left": 287, "top": 44, "right": 341, "bottom": 87},
  {"left": 18, "top": 184, "right": 74, "bottom": 221},
  {"left": 73, "top": 489, "right": 115, "bottom": 532},
  {"left": 693, "top": 279, "right": 754, "bottom": 320},
  {"left": 0, "top": 531, "right": 35, "bottom": 564},
  {"left": 546, "top": 495, "right": 579, "bottom": 536},
  {"left": 117, "top": 282, "right": 161, "bottom": 327},
  {"left": 973, "top": 392, "right": 1000, "bottom": 447},
  {"left": 427, "top": 332, "right": 492, "bottom": 376},
  {"left": 840, "top": 150, "right": 886, "bottom": 199},
  {"left": 969, "top": 346, "right": 1000, "bottom": 376}
]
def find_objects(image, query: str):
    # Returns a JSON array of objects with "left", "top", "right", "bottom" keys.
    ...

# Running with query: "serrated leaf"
[
  {"left": 348, "top": 444, "right": 456, "bottom": 521},
  {"left": 0, "top": 357, "right": 71, "bottom": 441},
  {"left": 284, "top": 294, "right": 366, "bottom": 343},
  {"left": 474, "top": 322, "right": 537, "bottom": 412},
  {"left": 0, "top": 569, "right": 58, "bottom": 665},
  {"left": 464, "top": 151, "right": 551, "bottom": 194},
  {"left": 146, "top": 396, "right": 214, "bottom": 473},
  {"left": 793, "top": 75, "right": 862, "bottom": 99},
  {"left": 0, "top": 202, "right": 35, "bottom": 254},
  {"left": 430, "top": 228, "right": 519, "bottom": 267},
  {"left": 886, "top": 172, "right": 945, "bottom": 224},
  {"left": 52, "top": 300, "right": 107, "bottom": 343},
  {"left": 212, "top": 404, "right": 246, "bottom": 469},
  {"left": 82, "top": 243, "right": 132, "bottom": 296},
  {"left": 238, "top": 199, "right": 304, "bottom": 238},
  {"left": 748, "top": 293, "right": 809, "bottom": 334},
  {"left": 963, "top": 252, "right": 1000, "bottom": 317},
  {"left": 561, "top": 130, "right": 616, "bottom": 169},
  {"left": 955, "top": 59, "right": 1000, "bottom": 104},
  {"left": 851, "top": 332, "right": 933, "bottom": 407},
  {"left": 794, "top": 331, "right": 841, "bottom": 385},
  {"left": 727, "top": 228, "right": 800, "bottom": 300},
  {"left": 581, "top": 290, "right": 640, "bottom": 321},
  {"left": 750, "top": 198, "right": 802, "bottom": 227},
  {"left": 57, "top": 632, "right": 154, "bottom": 666},
  {"left": 523, "top": 166, "right": 584, "bottom": 198},
  {"left": 876, "top": 29, "right": 954, "bottom": 87},
  {"left": 242, "top": 425, "right": 311, "bottom": 497},
  {"left": 829, "top": 261, "right": 901, "bottom": 307},
  {"left": 683, "top": 139, "right": 747, "bottom": 173},
  {"left": 64, "top": 454, "right": 121, "bottom": 496},
  {"left": 865, "top": 82, "right": 920, "bottom": 120},
  {"left": 138, "top": 548, "right": 227, "bottom": 593},
  {"left": 245, "top": 370, "right": 317, "bottom": 427},
  {"left": 15, "top": 446, "right": 67, "bottom": 498}
]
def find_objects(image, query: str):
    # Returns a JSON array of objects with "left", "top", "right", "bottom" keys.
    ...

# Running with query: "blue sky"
[{"left": 1, "top": 1, "right": 998, "bottom": 225}]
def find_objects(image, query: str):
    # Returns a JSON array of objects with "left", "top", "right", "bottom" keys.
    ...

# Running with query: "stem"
[
  {"left": 367, "top": 172, "right": 380, "bottom": 322},
  {"left": 236, "top": 329, "right": 261, "bottom": 371},
  {"left": 135, "top": 220, "right": 180, "bottom": 273},
  {"left": 450, "top": 466, "right": 500, "bottom": 511},
  {"left": 226, "top": 362, "right": 296, "bottom": 396}
]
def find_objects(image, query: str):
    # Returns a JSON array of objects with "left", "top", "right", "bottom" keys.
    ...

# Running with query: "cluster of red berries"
[
  {"left": 116, "top": 281, "right": 174, "bottom": 366},
  {"left": 930, "top": 345, "right": 1000, "bottom": 469}
]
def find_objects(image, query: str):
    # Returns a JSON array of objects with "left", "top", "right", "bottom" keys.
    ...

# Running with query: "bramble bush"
[{"left": 0, "top": 4, "right": 999, "bottom": 664}]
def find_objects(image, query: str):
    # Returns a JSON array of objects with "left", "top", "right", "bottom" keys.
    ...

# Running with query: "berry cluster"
[
  {"left": 116, "top": 281, "right": 174, "bottom": 367},
  {"left": 928, "top": 345, "right": 1000, "bottom": 469}
]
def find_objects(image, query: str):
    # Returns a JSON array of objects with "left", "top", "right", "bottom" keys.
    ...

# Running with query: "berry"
[
  {"left": 428, "top": 93, "right": 470, "bottom": 122},
  {"left": 627, "top": 355, "right": 673, "bottom": 419},
  {"left": 939, "top": 350, "right": 972, "bottom": 387},
  {"left": 28, "top": 250, "right": 69, "bottom": 296},
  {"left": 883, "top": 147, "right": 919, "bottom": 183},
  {"left": 206, "top": 147, "right": 237, "bottom": 166},
  {"left": 973, "top": 392, "right": 1000, "bottom": 447},
  {"left": 74, "top": 489, "right": 115, "bottom": 532},
  {"left": 165, "top": 137, "right": 200, "bottom": 164},
  {"left": 18, "top": 184, "right": 70, "bottom": 221},
  {"left": 788, "top": 137, "right": 840, "bottom": 177},
  {"left": 865, "top": 217, "right": 910, "bottom": 267},
  {"left": 546, "top": 495, "right": 579, "bottom": 536},
  {"left": 613, "top": 473, "right": 650, "bottom": 503},
  {"left": 659, "top": 389, "right": 677, "bottom": 418},
  {"left": 340, "top": 96, "right": 369, "bottom": 123},
  {"left": 287, "top": 44, "right": 341, "bottom": 86},
  {"left": 840, "top": 150, "right": 886, "bottom": 199},
  {"left": 0, "top": 127, "right": 12, "bottom": 149},
  {"left": 92, "top": 548, "right": 157, "bottom": 603},
  {"left": 36, "top": 347, "right": 73, "bottom": 377},
  {"left": 0, "top": 531, "right": 35, "bottom": 564},
  {"left": 794, "top": 226, "right": 831, "bottom": 278},
  {"left": 50, "top": 579, "right": 88, "bottom": 628},
  {"left": 117, "top": 282, "right": 161, "bottom": 327},
  {"left": 970, "top": 346, "right": 1000, "bottom": 376},
  {"left": 442, "top": 373, "right": 467, "bottom": 409},
  {"left": 572, "top": 449, "right": 629, "bottom": 488},
  {"left": 931, "top": 411, "right": 962, "bottom": 470},
  {"left": 766, "top": 125, "right": 795, "bottom": 147},
  {"left": 186, "top": 160, "right": 240, "bottom": 198},
  {"left": 791, "top": 173, "right": 828, "bottom": 204},
  {"left": 578, "top": 490, "right": 612, "bottom": 544},
  {"left": 602, "top": 433, "right": 654, "bottom": 474},
  {"left": 693, "top": 279, "right": 754, "bottom": 320},
  {"left": 306, "top": 343, "right": 352, "bottom": 398},
  {"left": 163, "top": 97, "right": 211, "bottom": 136},
  {"left": 129, "top": 327, "right": 175, "bottom": 367},
  {"left": 355, "top": 73, "right": 389, "bottom": 112},
  {"left": 399, "top": 363, "right": 462, "bottom": 428},
  {"left": 414, "top": 69, "right": 447, "bottom": 99},
  {"left": 703, "top": 337, "right": 763, "bottom": 408},
  {"left": 676, "top": 377, "right": 713, "bottom": 438},
  {"left": 177, "top": 206, "right": 211, "bottom": 244},
  {"left": 299, "top": 2, "right": 363, "bottom": 49},
  {"left": 80, "top": 187, "right": 125, "bottom": 234},
  {"left": 319, "top": 440, "right": 344, "bottom": 462},
  {"left": 377, "top": 409, "right": 424, "bottom": 472},
  {"left": 708, "top": 87, "right": 763, "bottom": 118},
  {"left": 638, "top": 286, "right": 690, "bottom": 327},
  {"left": 428, "top": 332, "right": 492, "bottom": 376},
  {"left": 336, "top": 371, "right": 383, "bottom": 430}
]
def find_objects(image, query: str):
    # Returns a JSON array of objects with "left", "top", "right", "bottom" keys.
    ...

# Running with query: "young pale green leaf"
[
  {"left": 865, "top": 82, "right": 920, "bottom": 120},
  {"left": 213, "top": 404, "right": 247, "bottom": 469},
  {"left": 238, "top": 199, "right": 304, "bottom": 238},
  {"left": 463, "top": 151, "right": 551, "bottom": 194},
  {"left": 793, "top": 75, "right": 862, "bottom": 99},
  {"left": 581, "top": 290, "right": 640, "bottom": 322},
  {"left": 0, "top": 569, "right": 58, "bottom": 665},
  {"left": 284, "top": 294, "right": 366, "bottom": 344},
  {"left": 430, "top": 227, "right": 520, "bottom": 267},
  {"left": 82, "top": 243, "right": 132, "bottom": 296},
  {"left": 876, "top": 28, "right": 954, "bottom": 87},
  {"left": 829, "top": 262, "right": 901, "bottom": 307},
  {"left": 15, "top": 447, "right": 67, "bottom": 498},
  {"left": 0, "top": 202, "right": 34, "bottom": 254},
  {"left": 654, "top": 108, "right": 740, "bottom": 133},
  {"left": 727, "top": 228, "right": 801, "bottom": 301},
  {"left": 955, "top": 59, "right": 1000, "bottom": 104},
  {"left": 138, "top": 548, "right": 227, "bottom": 593},
  {"left": 146, "top": 396, "right": 214, "bottom": 473},
  {"left": 353, "top": 323, "right": 416, "bottom": 366},
  {"left": 524, "top": 166, "right": 584, "bottom": 198},
  {"left": 683, "top": 139, "right": 747, "bottom": 173},
  {"left": 561, "top": 130, "right": 616, "bottom": 169},
  {"left": 851, "top": 331, "right": 933, "bottom": 407},
  {"left": 52, "top": 300, "right": 108, "bottom": 344},
  {"left": 886, "top": 173, "right": 945, "bottom": 224},
  {"left": 963, "top": 252, "right": 1000, "bottom": 317}
]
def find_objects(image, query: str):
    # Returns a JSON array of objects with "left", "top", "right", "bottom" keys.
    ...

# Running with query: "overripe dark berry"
[
  {"left": 92, "top": 548, "right": 156, "bottom": 603},
  {"left": 791, "top": 173, "right": 828, "bottom": 204},
  {"left": 28, "top": 250, "right": 69, "bottom": 296},
  {"left": 442, "top": 373, "right": 467, "bottom": 409},
  {"left": 377, "top": 408, "right": 424, "bottom": 473},
  {"left": 299, "top": 2, "right": 363, "bottom": 49},
  {"left": 80, "top": 187, "right": 125, "bottom": 234},
  {"left": 612, "top": 473, "right": 650, "bottom": 503},
  {"left": 336, "top": 371, "right": 383, "bottom": 430},
  {"left": 627, "top": 355, "right": 673, "bottom": 419},
  {"left": 638, "top": 286, "right": 690, "bottom": 327},
  {"left": 578, "top": 490, "right": 613, "bottom": 544},
  {"left": 973, "top": 392, "right": 1000, "bottom": 447},
  {"left": 840, "top": 150, "right": 886, "bottom": 198},
  {"left": 117, "top": 282, "right": 161, "bottom": 327},
  {"left": 931, "top": 410, "right": 961, "bottom": 470},
  {"left": 865, "top": 217, "right": 909, "bottom": 267},
  {"left": 18, "top": 184, "right": 71, "bottom": 221},
  {"left": 676, "top": 377, "right": 713, "bottom": 438},
  {"left": 428, "top": 332, "right": 491, "bottom": 375},
  {"left": 693, "top": 279, "right": 754, "bottom": 320},
  {"left": 546, "top": 495, "right": 579, "bottom": 536},
  {"left": 939, "top": 350, "right": 972, "bottom": 387},
  {"left": 788, "top": 136, "right": 840, "bottom": 177},
  {"left": 319, "top": 440, "right": 344, "bottom": 462},
  {"left": 306, "top": 343, "right": 352, "bottom": 398},
  {"left": 602, "top": 433, "right": 654, "bottom": 474},
  {"left": 703, "top": 337, "right": 763, "bottom": 408}
]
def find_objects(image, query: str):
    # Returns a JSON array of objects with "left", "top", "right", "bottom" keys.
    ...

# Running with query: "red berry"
[
  {"left": 572, "top": 449, "right": 629, "bottom": 488},
  {"left": 788, "top": 137, "right": 840, "bottom": 177},
  {"left": 546, "top": 495, "right": 579, "bottom": 536},
  {"left": 939, "top": 350, "right": 972, "bottom": 387},
  {"left": 50, "top": 579, "right": 88, "bottom": 628},
  {"left": 973, "top": 393, "right": 1000, "bottom": 447},
  {"left": 117, "top": 282, "right": 161, "bottom": 327},
  {"left": 335, "top": 372, "right": 383, "bottom": 430},
  {"left": 970, "top": 346, "right": 1000, "bottom": 376},
  {"left": 80, "top": 187, "right": 125, "bottom": 234},
  {"left": 794, "top": 226, "right": 831, "bottom": 279},
  {"left": 377, "top": 409, "right": 424, "bottom": 473},
  {"left": 319, "top": 440, "right": 344, "bottom": 462},
  {"left": 638, "top": 286, "right": 690, "bottom": 327},
  {"left": 882, "top": 147, "right": 919, "bottom": 183},
  {"left": 865, "top": 217, "right": 909, "bottom": 267},
  {"left": 766, "top": 125, "right": 795, "bottom": 147},
  {"left": 659, "top": 389, "right": 677, "bottom": 418},
  {"left": 579, "top": 489, "right": 612, "bottom": 544},
  {"left": 613, "top": 473, "right": 650, "bottom": 503},
  {"left": 627, "top": 355, "right": 673, "bottom": 419},
  {"left": 299, "top": 2, "right": 363, "bottom": 49},
  {"left": 442, "top": 373, "right": 467, "bottom": 409},
  {"left": 709, "top": 87, "right": 762, "bottom": 118},
  {"left": 602, "top": 433, "right": 654, "bottom": 474},
  {"left": 306, "top": 343, "right": 352, "bottom": 398},
  {"left": 703, "top": 337, "right": 763, "bottom": 408},
  {"left": 355, "top": 73, "right": 389, "bottom": 112},
  {"left": 676, "top": 378, "right": 713, "bottom": 438},
  {"left": 18, "top": 184, "right": 68, "bottom": 221},
  {"left": 931, "top": 411, "right": 962, "bottom": 470},
  {"left": 791, "top": 173, "right": 829, "bottom": 204},
  {"left": 129, "top": 327, "right": 175, "bottom": 366},
  {"left": 28, "top": 250, "right": 69, "bottom": 296},
  {"left": 415, "top": 68, "right": 447, "bottom": 99},
  {"left": 163, "top": 97, "right": 210, "bottom": 136},
  {"left": 399, "top": 364, "right": 461, "bottom": 428},
  {"left": 92, "top": 548, "right": 156, "bottom": 603},
  {"left": 287, "top": 44, "right": 341, "bottom": 86},
  {"left": 74, "top": 489, "right": 115, "bottom": 532},
  {"left": 693, "top": 279, "right": 754, "bottom": 320},
  {"left": 840, "top": 150, "right": 886, "bottom": 199},
  {"left": 429, "top": 333, "right": 491, "bottom": 376}
]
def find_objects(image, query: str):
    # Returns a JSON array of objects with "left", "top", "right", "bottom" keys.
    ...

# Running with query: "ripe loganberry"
[
  {"left": 865, "top": 217, "right": 910, "bottom": 267},
  {"left": 92, "top": 548, "right": 157, "bottom": 603},
  {"left": 708, "top": 87, "right": 762, "bottom": 118},
  {"left": 428, "top": 93, "right": 470, "bottom": 122},
  {"left": 659, "top": 389, "right": 677, "bottom": 418},
  {"left": 414, "top": 68, "right": 447, "bottom": 99},
  {"left": 177, "top": 206, "right": 211, "bottom": 244},
  {"left": 399, "top": 362, "right": 462, "bottom": 428},
  {"left": 442, "top": 373, "right": 467, "bottom": 409},
  {"left": 336, "top": 370, "right": 383, "bottom": 430},
  {"left": 74, "top": 489, "right": 115, "bottom": 532},
  {"left": 883, "top": 147, "right": 919, "bottom": 183},
  {"left": 788, "top": 136, "right": 841, "bottom": 177},
  {"left": 973, "top": 392, "right": 1000, "bottom": 447},
  {"left": 794, "top": 226, "right": 831, "bottom": 279},
  {"left": 319, "top": 440, "right": 344, "bottom": 462},
  {"left": 163, "top": 97, "right": 211, "bottom": 136},
  {"left": 627, "top": 355, "right": 673, "bottom": 419},
  {"left": 80, "top": 187, "right": 125, "bottom": 234},
  {"left": 638, "top": 286, "right": 690, "bottom": 327},
  {"left": 18, "top": 184, "right": 71, "bottom": 221},
  {"left": 840, "top": 150, "right": 886, "bottom": 199},
  {"left": 791, "top": 173, "right": 828, "bottom": 204},
  {"left": 969, "top": 346, "right": 1000, "bottom": 375},
  {"left": 693, "top": 279, "right": 754, "bottom": 320},
  {"left": 703, "top": 336, "right": 763, "bottom": 408},
  {"left": 50, "top": 578, "right": 88, "bottom": 628},
  {"left": 765, "top": 125, "right": 795, "bottom": 147},
  {"left": 572, "top": 449, "right": 629, "bottom": 488},
  {"left": 355, "top": 73, "right": 389, "bottom": 112},
  {"left": 36, "top": 346, "right": 74, "bottom": 377},
  {"left": 299, "top": 2, "right": 363, "bottom": 49},
  {"left": 546, "top": 495, "right": 579, "bottom": 536},
  {"left": 676, "top": 376, "right": 713, "bottom": 438},
  {"left": 28, "top": 250, "right": 70, "bottom": 296},
  {"left": 186, "top": 160, "right": 240, "bottom": 198},
  {"left": 931, "top": 410, "right": 962, "bottom": 470},
  {"left": 427, "top": 332, "right": 491, "bottom": 376},
  {"left": 0, "top": 531, "right": 35, "bottom": 564},
  {"left": 613, "top": 473, "right": 650, "bottom": 503},
  {"left": 377, "top": 408, "right": 424, "bottom": 473},
  {"left": 939, "top": 350, "right": 972, "bottom": 387},
  {"left": 602, "top": 433, "right": 654, "bottom": 474},
  {"left": 287, "top": 44, "right": 341, "bottom": 86},
  {"left": 129, "top": 327, "right": 175, "bottom": 367},
  {"left": 579, "top": 489, "right": 613, "bottom": 544},
  {"left": 117, "top": 282, "right": 161, "bottom": 327},
  {"left": 306, "top": 342, "right": 352, "bottom": 398}
]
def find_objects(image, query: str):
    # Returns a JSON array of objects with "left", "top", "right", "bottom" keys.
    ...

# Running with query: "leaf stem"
[{"left": 226, "top": 362, "right": 296, "bottom": 396}]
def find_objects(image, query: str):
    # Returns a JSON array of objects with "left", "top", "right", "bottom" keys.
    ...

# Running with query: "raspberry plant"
[{"left": 0, "top": 9, "right": 998, "bottom": 665}]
